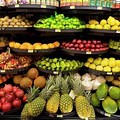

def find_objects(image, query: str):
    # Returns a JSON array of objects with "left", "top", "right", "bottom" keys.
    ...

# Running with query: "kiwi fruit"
[{"left": 13, "top": 75, "right": 23, "bottom": 84}]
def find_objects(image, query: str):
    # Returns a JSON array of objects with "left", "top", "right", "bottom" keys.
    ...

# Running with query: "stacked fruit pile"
[
  {"left": 0, "top": 75, "right": 13, "bottom": 84},
  {"left": 9, "top": 41, "right": 60, "bottom": 50},
  {"left": 85, "top": 57, "right": 120, "bottom": 72},
  {"left": 0, "top": 15, "right": 33, "bottom": 27},
  {"left": 91, "top": 83, "right": 120, "bottom": 114},
  {"left": 61, "top": 39, "right": 108, "bottom": 52},
  {"left": 21, "top": 74, "right": 95, "bottom": 120},
  {"left": 86, "top": 16, "right": 120, "bottom": 30},
  {"left": 35, "top": 57, "right": 83, "bottom": 71},
  {"left": 0, "top": 84, "right": 26, "bottom": 112},
  {"left": 34, "top": 13, "right": 85, "bottom": 29},
  {"left": 109, "top": 39, "right": 120, "bottom": 50},
  {"left": 13, "top": 68, "right": 46, "bottom": 89},
  {"left": 0, "top": 52, "right": 32, "bottom": 70}
]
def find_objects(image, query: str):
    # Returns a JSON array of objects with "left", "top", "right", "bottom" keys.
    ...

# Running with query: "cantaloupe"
[
  {"left": 13, "top": 75, "right": 23, "bottom": 84},
  {"left": 34, "top": 76, "right": 46, "bottom": 89}
]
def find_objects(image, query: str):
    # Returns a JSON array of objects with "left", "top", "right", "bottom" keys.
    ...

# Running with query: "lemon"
[
  {"left": 100, "top": 19, "right": 107, "bottom": 26},
  {"left": 103, "top": 24, "right": 111, "bottom": 30},
  {"left": 107, "top": 16, "right": 115, "bottom": 26},
  {"left": 86, "top": 24, "right": 90, "bottom": 28},
  {"left": 95, "top": 24, "right": 103, "bottom": 29},
  {"left": 89, "top": 24, "right": 96, "bottom": 29},
  {"left": 111, "top": 25, "right": 118, "bottom": 30},
  {"left": 89, "top": 20, "right": 99, "bottom": 25},
  {"left": 115, "top": 20, "right": 120, "bottom": 26}
]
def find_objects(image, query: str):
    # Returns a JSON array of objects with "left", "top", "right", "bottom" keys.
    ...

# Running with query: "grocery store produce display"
[
  {"left": 35, "top": 57, "right": 83, "bottom": 73},
  {"left": 0, "top": 1, "right": 120, "bottom": 120},
  {"left": 34, "top": 12, "right": 85, "bottom": 29},
  {"left": 61, "top": 39, "right": 108, "bottom": 52},
  {"left": 86, "top": 16, "right": 120, "bottom": 30},
  {"left": 85, "top": 57, "right": 120, "bottom": 73},
  {"left": 0, "top": 84, "right": 26, "bottom": 113}
]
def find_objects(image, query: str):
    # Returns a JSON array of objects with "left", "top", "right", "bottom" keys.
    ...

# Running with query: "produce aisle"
[{"left": 0, "top": 0, "right": 120, "bottom": 120}]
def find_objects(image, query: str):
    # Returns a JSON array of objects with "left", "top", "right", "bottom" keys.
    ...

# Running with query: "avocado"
[{"left": 91, "top": 93, "right": 100, "bottom": 107}]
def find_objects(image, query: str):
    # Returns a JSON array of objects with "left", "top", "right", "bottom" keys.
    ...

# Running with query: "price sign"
[
  {"left": 86, "top": 51, "right": 92, "bottom": 54},
  {"left": 57, "top": 115, "right": 63, "bottom": 118},
  {"left": 70, "top": 6, "right": 75, "bottom": 9},
  {"left": 28, "top": 50, "right": 33, "bottom": 53},
  {"left": 15, "top": 4, "right": 19, "bottom": 8},
  {"left": 0, "top": 70, "right": 5, "bottom": 73},
  {"left": 116, "top": 30, "right": 120, "bottom": 33},
  {"left": 41, "top": 5, "right": 46, "bottom": 8},
  {"left": 97, "top": 7, "right": 102, "bottom": 10},
  {"left": 53, "top": 71, "right": 59, "bottom": 74},
  {"left": 107, "top": 72, "right": 112, "bottom": 75},
  {"left": 55, "top": 29, "right": 61, "bottom": 32}
]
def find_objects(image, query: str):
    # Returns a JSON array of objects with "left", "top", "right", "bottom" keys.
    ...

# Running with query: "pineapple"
[
  {"left": 46, "top": 74, "right": 62, "bottom": 114},
  {"left": 90, "top": 105, "right": 95, "bottom": 119},
  {"left": 69, "top": 74, "right": 95, "bottom": 120},
  {"left": 21, "top": 86, "right": 40, "bottom": 120},
  {"left": 28, "top": 75, "right": 56, "bottom": 117},
  {"left": 60, "top": 76, "right": 73, "bottom": 113}
]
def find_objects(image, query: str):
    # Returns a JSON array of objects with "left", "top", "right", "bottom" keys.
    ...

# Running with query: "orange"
[
  {"left": 9, "top": 41, "right": 15, "bottom": 48},
  {"left": 0, "top": 79, "right": 3, "bottom": 84},
  {"left": 34, "top": 45, "right": 42, "bottom": 50},
  {"left": 33, "top": 43, "right": 41, "bottom": 47},
  {"left": 20, "top": 44, "right": 27, "bottom": 49},
  {"left": 47, "top": 43, "right": 55, "bottom": 49},
  {"left": 41, "top": 44, "right": 49, "bottom": 49},
  {"left": 53, "top": 41, "right": 60, "bottom": 47},
  {"left": 28, "top": 45, "right": 34, "bottom": 50},
  {"left": 13, "top": 42, "right": 21, "bottom": 48}
]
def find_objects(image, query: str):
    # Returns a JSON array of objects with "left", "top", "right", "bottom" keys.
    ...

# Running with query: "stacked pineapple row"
[{"left": 21, "top": 74, "right": 95, "bottom": 120}]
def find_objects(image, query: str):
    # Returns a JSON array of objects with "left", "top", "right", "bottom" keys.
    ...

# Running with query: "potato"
[
  {"left": 4, "top": 16, "right": 9, "bottom": 20},
  {"left": 14, "top": 25, "right": 19, "bottom": 27},
  {"left": 8, "top": 19, "right": 12, "bottom": 23},
  {"left": 21, "top": 22, "right": 26, "bottom": 26},
  {"left": 16, "top": 15, "right": 21, "bottom": 19},
  {"left": 25, "top": 19, "right": 29, "bottom": 23},
  {"left": 13, "top": 19, "right": 18, "bottom": 23},
  {"left": 10, "top": 22, "right": 15, "bottom": 26},
  {"left": 2, "top": 25, "right": 8, "bottom": 27},
  {"left": 16, "top": 22, "right": 21, "bottom": 26},
  {"left": 18, "top": 19, "right": 23, "bottom": 22},
  {"left": 0, "top": 22, "right": 2, "bottom": 25},
  {"left": 22, "top": 16, "right": 26, "bottom": 20},
  {"left": 8, "top": 25, "right": 14, "bottom": 27},
  {"left": 24, "top": 25, "right": 28, "bottom": 27},
  {"left": 12, "top": 17, "right": 16, "bottom": 20},
  {"left": 3, "top": 22, "right": 9, "bottom": 26},
  {"left": 1, "top": 18, "right": 5, "bottom": 22}
]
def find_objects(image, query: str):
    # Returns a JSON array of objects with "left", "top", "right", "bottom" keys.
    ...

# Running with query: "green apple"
[
  {"left": 103, "top": 66, "right": 111, "bottom": 72},
  {"left": 96, "top": 65, "right": 103, "bottom": 71},
  {"left": 101, "top": 60, "right": 108, "bottom": 67},
  {"left": 84, "top": 62, "right": 90, "bottom": 67}
]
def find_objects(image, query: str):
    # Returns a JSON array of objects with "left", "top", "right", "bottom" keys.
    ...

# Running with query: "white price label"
[
  {"left": 105, "top": 113, "right": 111, "bottom": 117},
  {"left": 53, "top": 71, "right": 59, "bottom": 74},
  {"left": 116, "top": 30, "right": 120, "bottom": 33},
  {"left": 55, "top": 29, "right": 61, "bottom": 32},
  {"left": 15, "top": 4, "right": 19, "bottom": 8},
  {"left": 57, "top": 115, "right": 63, "bottom": 118},
  {"left": 70, "top": 6, "right": 75, "bottom": 9},
  {"left": 107, "top": 72, "right": 112, "bottom": 75},
  {"left": 28, "top": 50, "right": 33, "bottom": 53},
  {"left": 41, "top": 5, "right": 46, "bottom": 8},
  {"left": 86, "top": 51, "right": 91, "bottom": 54},
  {"left": 97, "top": 7, "right": 102, "bottom": 10},
  {"left": 0, "top": 70, "right": 5, "bottom": 73}
]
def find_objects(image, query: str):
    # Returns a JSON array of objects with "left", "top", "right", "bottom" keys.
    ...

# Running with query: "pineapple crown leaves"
[
  {"left": 26, "top": 86, "right": 40, "bottom": 102},
  {"left": 61, "top": 76, "right": 70, "bottom": 95}
]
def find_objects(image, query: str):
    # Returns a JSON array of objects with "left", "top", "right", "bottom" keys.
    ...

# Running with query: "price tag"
[
  {"left": 116, "top": 30, "right": 120, "bottom": 33},
  {"left": 1, "top": 27, "right": 5, "bottom": 30},
  {"left": 0, "top": 70, "right": 5, "bottom": 73},
  {"left": 41, "top": 5, "right": 46, "bottom": 8},
  {"left": 105, "top": 113, "right": 111, "bottom": 117},
  {"left": 15, "top": 4, "right": 19, "bottom": 8},
  {"left": 28, "top": 50, "right": 33, "bottom": 53},
  {"left": 55, "top": 29, "right": 61, "bottom": 32},
  {"left": 53, "top": 71, "right": 59, "bottom": 74},
  {"left": 70, "top": 6, "right": 75, "bottom": 9},
  {"left": 86, "top": 51, "right": 91, "bottom": 54},
  {"left": 107, "top": 72, "right": 112, "bottom": 75},
  {"left": 57, "top": 115, "right": 63, "bottom": 118},
  {"left": 97, "top": 7, "right": 102, "bottom": 10}
]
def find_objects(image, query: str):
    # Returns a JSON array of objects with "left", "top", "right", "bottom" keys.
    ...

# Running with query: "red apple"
[
  {"left": 69, "top": 43, "right": 74, "bottom": 48},
  {"left": 102, "top": 43, "right": 108, "bottom": 47},
  {"left": 91, "top": 44, "right": 95, "bottom": 48},
  {"left": 86, "top": 48, "right": 90, "bottom": 51},
  {"left": 95, "top": 48, "right": 100, "bottom": 51},
  {"left": 66, "top": 47, "right": 69, "bottom": 49},
  {"left": 62, "top": 42, "right": 66, "bottom": 46},
  {"left": 91, "top": 49, "right": 95, "bottom": 51},
  {"left": 100, "top": 44, "right": 103, "bottom": 48},
  {"left": 85, "top": 43, "right": 91, "bottom": 48},
  {"left": 79, "top": 43, "right": 84, "bottom": 48},
  {"left": 96, "top": 44, "right": 101, "bottom": 48},
  {"left": 97, "top": 40, "right": 101, "bottom": 44},
  {"left": 65, "top": 43, "right": 69, "bottom": 47},
  {"left": 92, "top": 40, "right": 97, "bottom": 44},
  {"left": 100, "top": 48, "right": 104, "bottom": 51},
  {"left": 77, "top": 39, "right": 82, "bottom": 44},
  {"left": 70, "top": 47, "right": 75, "bottom": 50},
  {"left": 81, "top": 48, "right": 85, "bottom": 51},
  {"left": 74, "top": 44, "right": 79, "bottom": 48},
  {"left": 87, "top": 40, "right": 92, "bottom": 44},
  {"left": 83, "top": 40, "right": 87, "bottom": 44},
  {"left": 72, "top": 39, "right": 77, "bottom": 43},
  {"left": 76, "top": 48, "right": 80, "bottom": 51}
]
